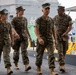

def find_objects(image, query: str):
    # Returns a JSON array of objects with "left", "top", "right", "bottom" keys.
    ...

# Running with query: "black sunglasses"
[{"left": 45, "top": 8, "right": 50, "bottom": 10}]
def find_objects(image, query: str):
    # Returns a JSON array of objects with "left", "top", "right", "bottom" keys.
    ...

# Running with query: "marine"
[
  {"left": 53, "top": 6, "right": 73, "bottom": 73},
  {"left": 34, "top": 3, "right": 58, "bottom": 75},
  {"left": 0, "top": 9, "right": 13, "bottom": 75},
  {"left": 11, "top": 6, "right": 31, "bottom": 71}
]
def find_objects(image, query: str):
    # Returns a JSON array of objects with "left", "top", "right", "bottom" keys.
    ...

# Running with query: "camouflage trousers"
[
  {"left": 56, "top": 39, "right": 68, "bottom": 66},
  {"left": 36, "top": 40, "right": 55, "bottom": 69},
  {"left": 12, "top": 39, "right": 29, "bottom": 65},
  {"left": 0, "top": 41, "right": 11, "bottom": 68}
]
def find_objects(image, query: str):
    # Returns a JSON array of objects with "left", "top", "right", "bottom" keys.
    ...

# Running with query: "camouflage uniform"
[
  {"left": 11, "top": 16, "right": 29, "bottom": 65},
  {"left": 0, "top": 21, "right": 12, "bottom": 68},
  {"left": 35, "top": 16, "right": 55, "bottom": 69},
  {"left": 54, "top": 14, "right": 72, "bottom": 66},
  {"left": 0, "top": 11, "right": 1, "bottom": 62}
]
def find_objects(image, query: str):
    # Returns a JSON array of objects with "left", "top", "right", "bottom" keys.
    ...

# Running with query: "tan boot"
[
  {"left": 59, "top": 65, "right": 65, "bottom": 73},
  {"left": 7, "top": 67, "right": 13, "bottom": 75},
  {"left": 25, "top": 64, "right": 31, "bottom": 71},
  {"left": 14, "top": 63, "right": 19, "bottom": 70},
  {"left": 36, "top": 67, "right": 42, "bottom": 75},
  {"left": 50, "top": 68, "right": 58, "bottom": 75}
]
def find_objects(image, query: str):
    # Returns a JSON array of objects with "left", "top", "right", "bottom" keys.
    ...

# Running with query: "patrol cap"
[
  {"left": 58, "top": 6, "right": 65, "bottom": 11},
  {"left": 42, "top": 3, "right": 50, "bottom": 9},
  {"left": 0, "top": 9, "right": 8, "bottom": 15},
  {"left": 16, "top": 6, "right": 25, "bottom": 11}
]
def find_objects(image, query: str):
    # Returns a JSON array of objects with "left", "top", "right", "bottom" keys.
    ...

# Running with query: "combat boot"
[
  {"left": 36, "top": 66, "right": 42, "bottom": 75},
  {"left": 7, "top": 67, "right": 13, "bottom": 75},
  {"left": 59, "top": 65, "right": 65, "bottom": 73},
  {"left": 25, "top": 64, "right": 31, "bottom": 71},
  {"left": 14, "top": 63, "right": 19, "bottom": 70},
  {"left": 50, "top": 68, "right": 58, "bottom": 75}
]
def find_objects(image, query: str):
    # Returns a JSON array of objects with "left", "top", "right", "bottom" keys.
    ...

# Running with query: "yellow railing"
[
  {"left": 66, "top": 42, "right": 76, "bottom": 54},
  {"left": 28, "top": 40, "right": 76, "bottom": 54}
]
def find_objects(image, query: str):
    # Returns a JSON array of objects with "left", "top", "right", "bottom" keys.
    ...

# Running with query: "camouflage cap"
[
  {"left": 0, "top": 9, "right": 8, "bottom": 15},
  {"left": 42, "top": 3, "right": 50, "bottom": 9},
  {"left": 58, "top": 6, "right": 65, "bottom": 11},
  {"left": 16, "top": 6, "right": 25, "bottom": 11}
]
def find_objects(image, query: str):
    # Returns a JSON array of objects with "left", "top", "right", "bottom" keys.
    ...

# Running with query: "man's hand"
[
  {"left": 12, "top": 28, "right": 20, "bottom": 39},
  {"left": 14, "top": 33, "right": 20, "bottom": 39},
  {"left": 29, "top": 37, "right": 32, "bottom": 42},
  {"left": 55, "top": 40, "right": 57, "bottom": 46},
  {"left": 54, "top": 40, "right": 58, "bottom": 47},
  {"left": 62, "top": 32, "right": 67, "bottom": 37},
  {"left": 38, "top": 38, "right": 44, "bottom": 45},
  {"left": 62, "top": 32, "right": 69, "bottom": 41},
  {"left": 11, "top": 41, "right": 14, "bottom": 46}
]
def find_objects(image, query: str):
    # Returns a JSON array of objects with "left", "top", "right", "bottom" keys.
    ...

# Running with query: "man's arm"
[
  {"left": 62, "top": 24, "right": 72, "bottom": 36},
  {"left": 10, "top": 28, "right": 20, "bottom": 46},
  {"left": 26, "top": 27, "right": 31, "bottom": 40},
  {"left": 12, "top": 28, "right": 20, "bottom": 39},
  {"left": 51, "top": 18, "right": 57, "bottom": 45},
  {"left": 34, "top": 27, "right": 41, "bottom": 39},
  {"left": 8, "top": 23, "right": 14, "bottom": 46},
  {"left": 10, "top": 31, "right": 14, "bottom": 46},
  {"left": 11, "top": 18, "right": 20, "bottom": 39},
  {"left": 51, "top": 18, "right": 56, "bottom": 41},
  {"left": 62, "top": 16, "right": 73, "bottom": 36},
  {"left": 34, "top": 26, "right": 44, "bottom": 45},
  {"left": 52, "top": 28, "right": 56, "bottom": 41},
  {"left": 25, "top": 18, "right": 31, "bottom": 40},
  {"left": 34, "top": 18, "right": 44, "bottom": 45}
]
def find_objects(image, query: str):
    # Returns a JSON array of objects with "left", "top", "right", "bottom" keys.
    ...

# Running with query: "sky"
[{"left": 58, "top": 0, "right": 76, "bottom": 20}]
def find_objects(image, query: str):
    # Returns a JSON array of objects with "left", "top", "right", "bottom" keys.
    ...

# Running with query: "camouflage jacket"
[
  {"left": 11, "top": 16, "right": 28, "bottom": 39},
  {"left": 0, "top": 21, "right": 12, "bottom": 44},
  {"left": 35, "top": 16, "right": 54, "bottom": 40},
  {"left": 53, "top": 14, "right": 72, "bottom": 35}
]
